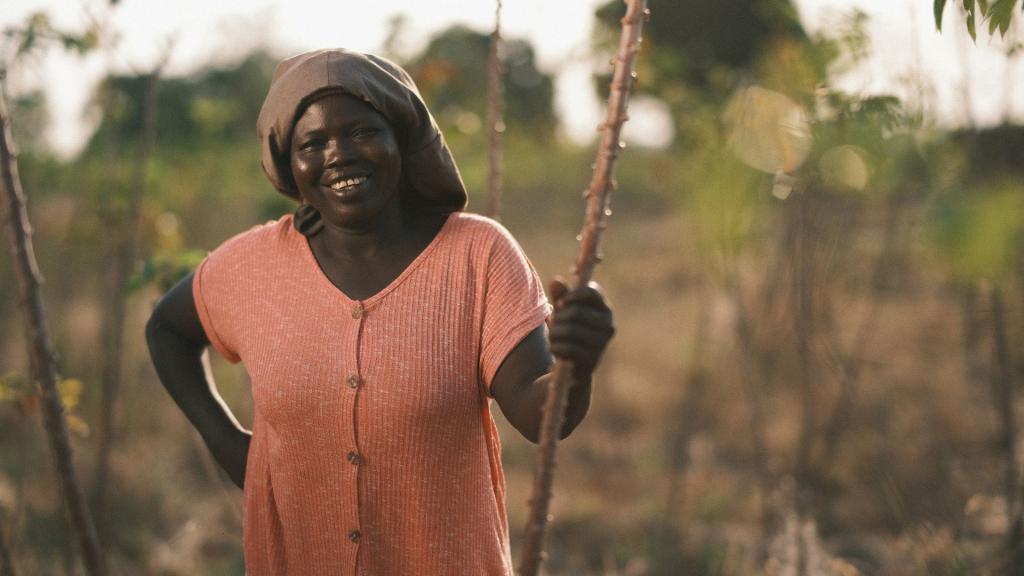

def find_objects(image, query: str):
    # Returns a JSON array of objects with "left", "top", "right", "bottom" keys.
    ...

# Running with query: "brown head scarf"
[{"left": 257, "top": 49, "right": 467, "bottom": 222}]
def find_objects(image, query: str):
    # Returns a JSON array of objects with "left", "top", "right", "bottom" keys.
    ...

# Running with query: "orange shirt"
[{"left": 192, "top": 212, "right": 550, "bottom": 575}]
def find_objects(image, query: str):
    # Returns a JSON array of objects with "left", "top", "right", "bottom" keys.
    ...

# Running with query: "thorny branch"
[
  {"left": 517, "top": 2, "right": 648, "bottom": 575},
  {"left": 0, "top": 79, "right": 105, "bottom": 575}
]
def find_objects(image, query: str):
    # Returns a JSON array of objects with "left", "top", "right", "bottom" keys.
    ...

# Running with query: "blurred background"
[{"left": 1, "top": 0, "right": 1023, "bottom": 574}]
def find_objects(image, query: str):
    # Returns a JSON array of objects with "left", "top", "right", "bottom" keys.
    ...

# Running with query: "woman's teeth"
[{"left": 329, "top": 176, "right": 367, "bottom": 191}]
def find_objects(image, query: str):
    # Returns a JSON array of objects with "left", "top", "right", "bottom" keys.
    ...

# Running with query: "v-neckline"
[{"left": 296, "top": 212, "right": 455, "bottom": 309}]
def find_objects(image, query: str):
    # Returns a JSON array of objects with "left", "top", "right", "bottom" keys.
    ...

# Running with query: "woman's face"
[{"left": 290, "top": 93, "right": 402, "bottom": 230}]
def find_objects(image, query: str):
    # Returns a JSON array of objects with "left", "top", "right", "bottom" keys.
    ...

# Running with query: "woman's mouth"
[
  {"left": 328, "top": 175, "right": 368, "bottom": 191},
  {"left": 324, "top": 175, "right": 369, "bottom": 198}
]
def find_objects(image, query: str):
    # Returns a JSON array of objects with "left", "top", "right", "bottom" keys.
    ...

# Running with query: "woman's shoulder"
[
  {"left": 445, "top": 212, "right": 520, "bottom": 248},
  {"left": 440, "top": 212, "right": 536, "bottom": 272},
  {"left": 206, "top": 214, "right": 298, "bottom": 260}
]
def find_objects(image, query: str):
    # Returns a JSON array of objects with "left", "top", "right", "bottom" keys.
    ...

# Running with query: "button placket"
[{"left": 342, "top": 299, "right": 366, "bottom": 561}]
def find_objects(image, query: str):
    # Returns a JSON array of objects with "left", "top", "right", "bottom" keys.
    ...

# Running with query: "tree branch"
[
  {"left": 0, "top": 81, "right": 105, "bottom": 575},
  {"left": 485, "top": 0, "right": 505, "bottom": 220},
  {"left": 93, "top": 59, "right": 165, "bottom": 552},
  {"left": 517, "top": 2, "right": 648, "bottom": 574}
]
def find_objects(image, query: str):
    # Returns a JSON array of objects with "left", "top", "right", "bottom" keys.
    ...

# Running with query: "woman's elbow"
[
  {"left": 145, "top": 307, "right": 163, "bottom": 351},
  {"left": 145, "top": 303, "right": 176, "bottom": 354},
  {"left": 144, "top": 302, "right": 203, "bottom": 359}
]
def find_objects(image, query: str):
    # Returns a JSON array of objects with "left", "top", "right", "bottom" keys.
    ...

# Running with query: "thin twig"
[
  {"left": 0, "top": 78, "right": 105, "bottom": 576},
  {"left": 662, "top": 279, "right": 711, "bottom": 543},
  {"left": 94, "top": 56, "right": 166, "bottom": 553},
  {"left": 0, "top": 519, "right": 15, "bottom": 576},
  {"left": 517, "top": 2, "right": 648, "bottom": 574},
  {"left": 485, "top": 0, "right": 504, "bottom": 220},
  {"left": 819, "top": 198, "right": 901, "bottom": 466},
  {"left": 792, "top": 191, "right": 816, "bottom": 492},
  {"left": 989, "top": 286, "right": 1021, "bottom": 550},
  {"left": 728, "top": 274, "right": 777, "bottom": 566}
]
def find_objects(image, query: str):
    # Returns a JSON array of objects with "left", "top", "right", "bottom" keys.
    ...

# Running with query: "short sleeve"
[
  {"left": 479, "top": 227, "right": 552, "bottom": 394},
  {"left": 192, "top": 242, "right": 246, "bottom": 364}
]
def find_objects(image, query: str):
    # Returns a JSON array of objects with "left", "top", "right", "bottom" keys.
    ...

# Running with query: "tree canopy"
[
  {"left": 405, "top": 25, "right": 556, "bottom": 138},
  {"left": 594, "top": 0, "right": 811, "bottom": 99}
]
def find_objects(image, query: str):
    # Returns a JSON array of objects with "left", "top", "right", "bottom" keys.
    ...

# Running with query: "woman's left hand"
[{"left": 547, "top": 279, "right": 615, "bottom": 382}]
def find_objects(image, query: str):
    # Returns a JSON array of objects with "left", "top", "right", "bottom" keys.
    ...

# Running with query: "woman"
[{"left": 146, "top": 49, "right": 614, "bottom": 575}]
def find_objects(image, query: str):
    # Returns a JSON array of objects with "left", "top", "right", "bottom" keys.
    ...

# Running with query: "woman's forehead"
[{"left": 294, "top": 92, "right": 388, "bottom": 132}]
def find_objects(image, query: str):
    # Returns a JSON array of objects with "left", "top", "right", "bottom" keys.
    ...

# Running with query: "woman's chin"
[{"left": 319, "top": 205, "right": 391, "bottom": 232}]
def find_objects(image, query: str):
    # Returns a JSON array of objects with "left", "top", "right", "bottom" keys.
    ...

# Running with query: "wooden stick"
[
  {"left": 485, "top": 0, "right": 505, "bottom": 220},
  {"left": 517, "top": 2, "right": 648, "bottom": 574},
  {"left": 0, "top": 83, "right": 105, "bottom": 574}
]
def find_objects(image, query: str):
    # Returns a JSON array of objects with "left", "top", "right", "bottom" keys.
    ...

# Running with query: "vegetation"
[
  {"left": 934, "top": 0, "right": 1024, "bottom": 38},
  {"left": 1, "top": 1, "right": 1023, "bottom": 574}
]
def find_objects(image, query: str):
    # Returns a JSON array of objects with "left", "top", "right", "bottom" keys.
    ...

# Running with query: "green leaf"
[
  {"left": 935, "top": 0, "right": 949, "bottom": 29},
  {"left": 968, "top": 9, "right": 977, "bottom": 39},
  {"left": 988, "top": 0, "right": 1017, "bottom": 36},
  {"left": 979, "top": 0, "right": 990, "bottom": 15}
]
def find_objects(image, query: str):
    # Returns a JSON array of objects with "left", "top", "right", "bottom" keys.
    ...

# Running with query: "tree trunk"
[
  {"left": 93, "top": 68, "right": 160, "bottom": 553},
  {"left": 0, "top": 82, "right": 105, "bottom": 576}
]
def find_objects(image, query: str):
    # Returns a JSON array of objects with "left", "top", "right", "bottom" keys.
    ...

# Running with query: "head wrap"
[{"left": 257, "top": 49, "right": 467, "bottom": 213}]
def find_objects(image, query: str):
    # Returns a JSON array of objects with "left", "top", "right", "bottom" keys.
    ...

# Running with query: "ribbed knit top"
[{"left": 192, "top": 212, "right": 550, "bottom": 575}]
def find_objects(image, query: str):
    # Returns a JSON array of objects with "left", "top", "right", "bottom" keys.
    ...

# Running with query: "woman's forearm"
[
  {"left": 508, "top": 371, "right": 593, "bottom": 444},
  {"left": 491, "top": 324, "right": 599, "bottom": 444},
  {"left": 145, "top": 315, "right": 250, "bottom": 487}
]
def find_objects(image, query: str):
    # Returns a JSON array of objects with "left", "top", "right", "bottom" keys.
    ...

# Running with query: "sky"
[{"left": 2, "top": 0, "right": 1022, "bottom": 157}]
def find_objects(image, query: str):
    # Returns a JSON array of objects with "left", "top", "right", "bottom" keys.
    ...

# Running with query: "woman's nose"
[{"left": 324, "top": 139, "right": 350, "bottom": 169}]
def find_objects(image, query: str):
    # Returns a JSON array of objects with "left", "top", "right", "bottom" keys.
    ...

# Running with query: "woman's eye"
[
  {"left": 299, "top": 139, "right": 324, "bottom": 151},
  {"left": 352, "top": 127, "right": 380, "bottom": 139}
]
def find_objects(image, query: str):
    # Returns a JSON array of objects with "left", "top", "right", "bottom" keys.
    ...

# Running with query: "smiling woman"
[{"left": 144, "top": 48, "right": 615, "bottom": 575}]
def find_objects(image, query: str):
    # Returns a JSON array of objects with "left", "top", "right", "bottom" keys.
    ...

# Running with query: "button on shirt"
[{"left": 192, "top": 213, "right": 550, "bottom": 575}]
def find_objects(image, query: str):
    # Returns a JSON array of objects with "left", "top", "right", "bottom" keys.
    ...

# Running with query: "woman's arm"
[
  {"left": 145, "top": 273, "right": 250, "bottom": 488},
  {"left": 491, "top": 283, "right": 615, "bottom": 443}
]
